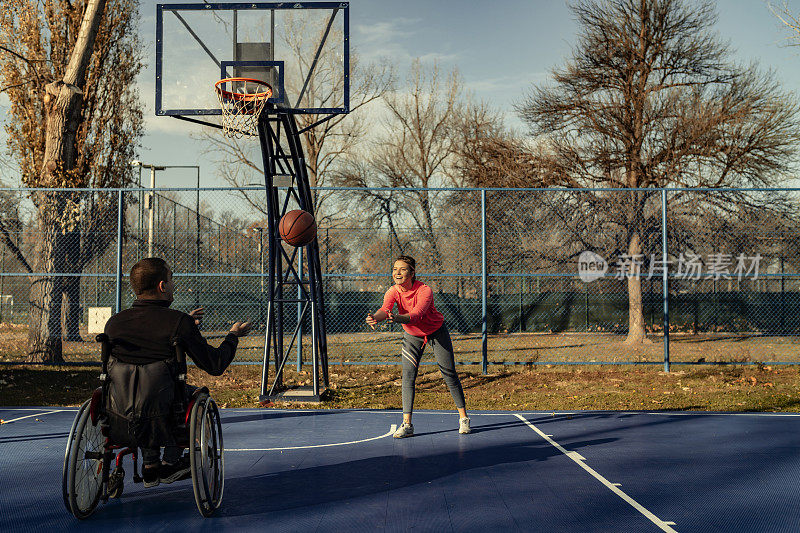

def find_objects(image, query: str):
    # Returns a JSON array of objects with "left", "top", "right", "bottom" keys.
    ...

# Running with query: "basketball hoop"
[{"left": 214, "top": 78, "right": 272, "bottom": 138}]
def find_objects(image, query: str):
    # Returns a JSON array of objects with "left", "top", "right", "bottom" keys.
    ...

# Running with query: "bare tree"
[
  {"left": 449, "top": 100, "right": 546, "bottom": 189},
  {"left": 0, "top": 0, "right": 143, "bottom": 361},
  {"left": 337, "top": 60, "right": 465, "bottom": 276},
  {"left": 770, "top": 2, "right": 800, "bottom": 42},
  {"left": 516, "top": 0, "right": 800, "bottom": 344},
  {"left": 335, "top": 60, "right": 527, "bottom": 318}
]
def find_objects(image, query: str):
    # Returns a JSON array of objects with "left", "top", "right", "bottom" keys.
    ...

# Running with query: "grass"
[
  {"left": 3, "top": 363, "right": 800, "bottom": 413},
  {"left": 2, "top": 325, "right": 799, "bottom": 365},
  {"left": 2, "top": 324, "right": 799, "bottom": 413}
]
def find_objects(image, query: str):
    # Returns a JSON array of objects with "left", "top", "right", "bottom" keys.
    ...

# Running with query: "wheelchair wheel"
[
  {"left": 189, "top": 394, "right": 224, "bottom": 517},
  {"left": 62, "top": 400, "right": 90, "bottom": 513},
  {"left": 65, "top": 401, "right": 105, "bottom": 519}
]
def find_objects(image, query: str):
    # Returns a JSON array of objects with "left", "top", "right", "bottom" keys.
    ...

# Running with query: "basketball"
[{"left": 279, "top": 209, "right": 317, "bottom": 246}]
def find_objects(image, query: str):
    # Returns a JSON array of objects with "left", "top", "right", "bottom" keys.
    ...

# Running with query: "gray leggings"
[{"left": 401, "top": 324, "right": 466, "bottom": 414}]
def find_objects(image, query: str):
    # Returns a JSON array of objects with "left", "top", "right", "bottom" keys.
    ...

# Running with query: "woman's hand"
[
  {"left": 367, "top": 310, "right": 390, "bottom": 329},
  {"left": 387, "top": 311, "right": 410, "bottom": 324}
]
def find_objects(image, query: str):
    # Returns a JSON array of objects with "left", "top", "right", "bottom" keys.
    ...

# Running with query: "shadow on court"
[
  {"left": 0, "top": 431, "right": 69, "bottom": 444},
  {"left": 93, "top": 435, "right": 616, "bottom": 521},
  {"left": 224, "top": 437, "right": 617, "bottom": 517}
]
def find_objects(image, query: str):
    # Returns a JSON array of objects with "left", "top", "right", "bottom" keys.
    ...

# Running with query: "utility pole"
[
  {"left": 148, "top": 165, "right": 156, "bottom": 256},
  {"left": 129, "top": 161, "right": 166, "bottom": 258}
]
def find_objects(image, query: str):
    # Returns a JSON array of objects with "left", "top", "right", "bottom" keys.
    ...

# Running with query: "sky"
[{"left": 4, "top": 0, "right": 800, "bottom": 187}]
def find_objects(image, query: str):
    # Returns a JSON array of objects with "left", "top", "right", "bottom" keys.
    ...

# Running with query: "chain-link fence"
[{"left": 1, "top": 186, "right": 798, "bottom": 368}]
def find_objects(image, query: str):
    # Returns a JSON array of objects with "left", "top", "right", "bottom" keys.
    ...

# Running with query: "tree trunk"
[
  {"left": 27, "top": 78, "right": 83, "bottom": 361},
  {"left": 63, "top": 276, "right": 83, "bottom": 341},
  {"left": 27, "top": 0, "right": 107, "bottom": 360},
  {"left": 27, "top": 277, "right": 63, "bottom": 362},
  {"left": 27, "top": 203, "right": 65, "bottom": 362},
  {"left": 63, "top": 227, "right": 83, "bottom": 341},
  {"left": 382, "top": 199, "right": 404, "bottom": 255},
  {"left": 623, "top": 230, "right": 648, "bottom": 345}
]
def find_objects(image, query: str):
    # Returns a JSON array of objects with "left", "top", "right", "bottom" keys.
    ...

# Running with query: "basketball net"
[{"left": 214, "top": 78, "right": 272, "bottom": 138}]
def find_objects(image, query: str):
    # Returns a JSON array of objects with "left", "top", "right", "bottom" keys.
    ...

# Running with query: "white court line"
[
  {"left": 223, "top": 409, "right": 579, "bottom": 417},
  {"left": 0, "top": 407, "right": 78, "bottom": 412},
  {"left": 515, "top": 414, "right": 678, "bottom": 533},
  {"left": 229, "top": 408, "right": 800, "bottom": 418},
  {"left": 1, "top": 409, "right": 65, "bottom": 424},
  {"left": 647, "top": 412, "right": 800, "bottom": 417},
  {"left": 227, "top": 424, "right": 397, "bottom": 452},
  {"left": 397, "top": 410, "right": 579, "bottom": 417}
]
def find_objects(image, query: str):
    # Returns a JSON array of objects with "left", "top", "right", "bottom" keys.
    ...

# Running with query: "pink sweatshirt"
[{"left": 379, "top": 280, "right": 444, "bottom": 338}]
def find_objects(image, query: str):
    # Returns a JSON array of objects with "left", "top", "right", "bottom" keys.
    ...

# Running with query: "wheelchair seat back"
[{"left": 96, "top": 334, "right": 188, "bottom": 449}]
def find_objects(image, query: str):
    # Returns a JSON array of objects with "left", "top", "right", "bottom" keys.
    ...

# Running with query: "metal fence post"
[
  {"left": 115, "top": 189, "right": 124, "bottom": 313},
  {"left": 781, "top": 255, "right": 786, "bottom": 334},
  {"left": 147, "top": 168, "right": 155, "bottom": 257},
  {"left": 195, "top": 172, "right": 201, "bottom": 308},
  {"left": 297, "top": 245, "right": 303, "bottom": 371},
  {"left": 662, "top": 188, "right": 670, "bottom": 372},
  {"left": 172, "top": 203, "right": 176, "bottom": 266},
  {"left": 0, "top": 246, "right": 5, "bottom": 321},
  {"left": 519, "top": 277, "right": 523, "bottom": 332},
  {"left": 258, "top": 228, "right": 264, "bottom": 327},
  {"left": 481, "top": 189, "right": 488, "bottom": 375},
  {"left": 585, "top": 283, "right": 589, "bottom": 331}
]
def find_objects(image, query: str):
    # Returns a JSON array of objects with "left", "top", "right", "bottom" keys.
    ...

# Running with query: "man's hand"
[
  {"left": 366, "top": 313, "right": 377, "bottom": 330},
  {"left": 229, "top": 321, "right": 252, "bottom": 337},
  {"left": 189, "top": 307, "right": 204, "bottom": 326}
]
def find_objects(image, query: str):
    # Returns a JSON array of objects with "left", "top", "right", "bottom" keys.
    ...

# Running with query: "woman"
[{"left": 366, "top": 255, "right": 470, "bottom": 438}]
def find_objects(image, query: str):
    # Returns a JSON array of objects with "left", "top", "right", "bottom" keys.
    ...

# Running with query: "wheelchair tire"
[
  {"left": 189, "top": 394, "right": 224, "bottom": 517},
  {"left": 65, "top": 401, "right": 105, "bottom": 519},
  {"left": 62, "top": 400, "right": 90, "bottom": 514}
]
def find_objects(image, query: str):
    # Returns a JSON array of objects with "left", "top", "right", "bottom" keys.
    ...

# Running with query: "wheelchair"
[{"left": 62, "top": 334, "right": 224, "bottom": 519}]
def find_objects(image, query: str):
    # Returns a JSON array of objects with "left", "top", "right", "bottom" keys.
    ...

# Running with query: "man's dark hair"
[{"left": 130, "top": 258, "right": 171, "bottom": 295}]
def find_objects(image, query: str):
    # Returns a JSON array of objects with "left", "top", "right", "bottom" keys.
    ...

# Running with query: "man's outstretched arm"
[{"left": 181, "top": 316, "right": 251, "bottom": 376}]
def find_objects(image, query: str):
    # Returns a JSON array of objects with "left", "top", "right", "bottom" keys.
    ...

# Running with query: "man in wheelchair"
[{"left": 103, "top": 257, "right": 251, "bottom": 488}]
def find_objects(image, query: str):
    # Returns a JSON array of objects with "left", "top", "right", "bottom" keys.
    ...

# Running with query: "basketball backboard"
[{"left": 155, "top": 2, "right": 349, "bottom": 123}]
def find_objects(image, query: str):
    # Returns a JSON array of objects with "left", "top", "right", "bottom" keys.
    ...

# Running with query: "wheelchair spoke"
[
  {"left": 208, "top": 406, "right": 222, "bottom": 501},
  {"left": 63, "top": 400, "right": 90, "bottom": 513},
  {"left": 67, "top": 406, "right": 104, "bottom": 518},
  {"left": 190, "top": 395, "right": 224, "bottom": 517},
  {"left": 75, "top": 417, "right": 103, "bottom": 508},
  {"left": 199, "top": 399, "right": 212, "bottom": 502}
]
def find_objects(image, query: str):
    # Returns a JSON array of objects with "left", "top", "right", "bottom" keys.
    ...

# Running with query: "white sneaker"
[
  {"left": 393, "top": 422, "right": 414, "bottom": 438},
  {"left": 459, "top": 417, "right": 471, "bottom": 434}
]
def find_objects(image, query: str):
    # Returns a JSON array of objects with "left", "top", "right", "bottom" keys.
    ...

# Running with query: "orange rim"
[{"left": 214, "top": 77, "right": 272, "bottom": 102}]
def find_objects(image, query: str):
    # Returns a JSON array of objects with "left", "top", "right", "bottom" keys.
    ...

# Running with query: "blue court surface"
[{"left": 1, "top": 407, "right": 799, "bottom": 532}]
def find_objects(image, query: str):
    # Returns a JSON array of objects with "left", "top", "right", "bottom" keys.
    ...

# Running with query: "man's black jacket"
[
  {"left": 101, "top": 299, "right": 239, "bottom": 447},
  {"left": 104, "top": 299, "right": 238, "bottom": 375}
]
